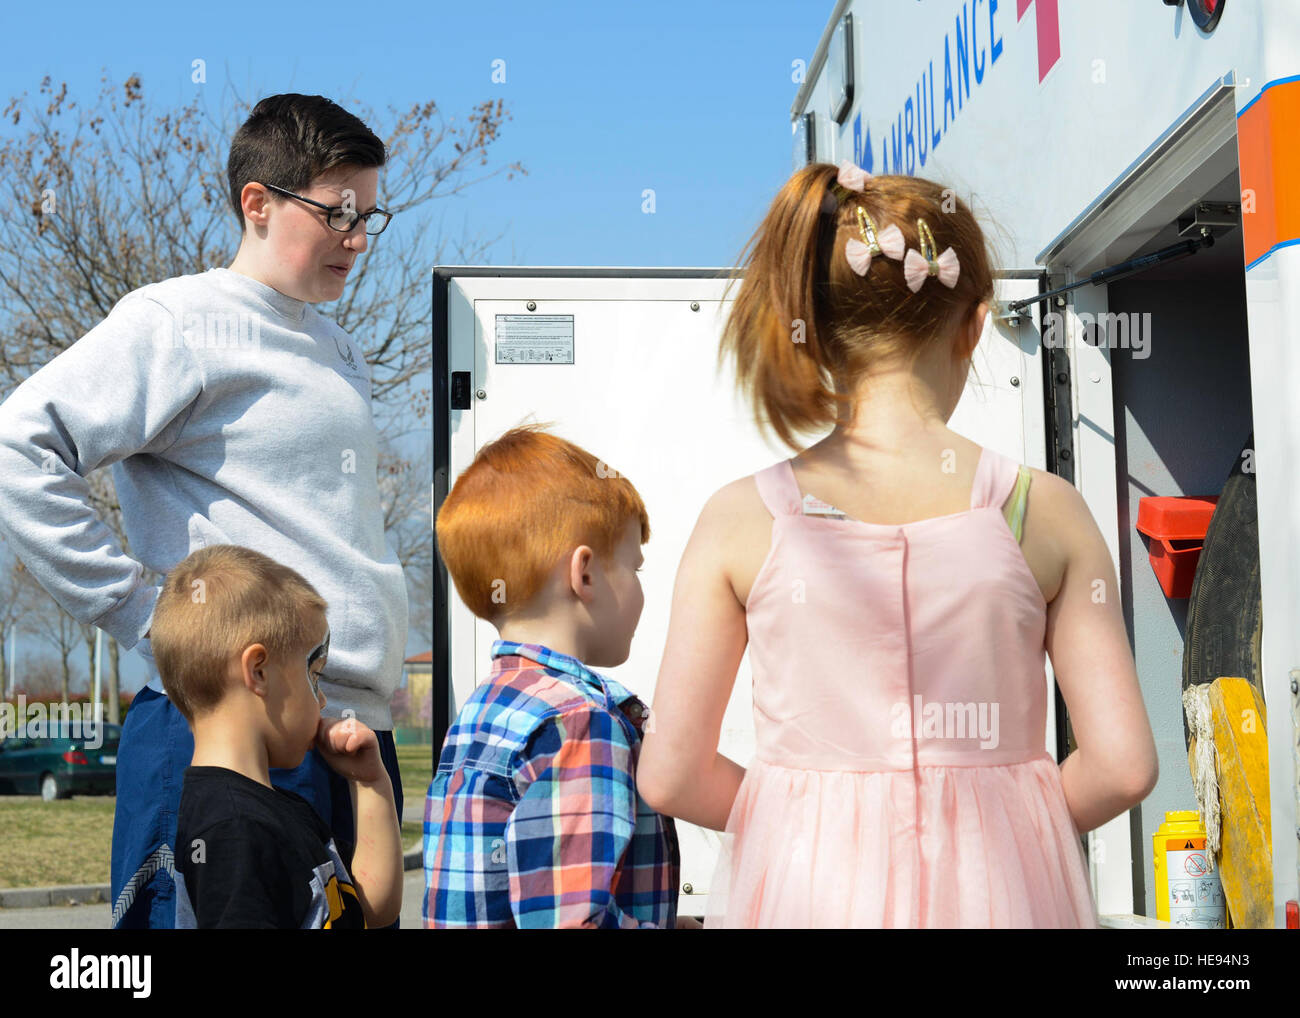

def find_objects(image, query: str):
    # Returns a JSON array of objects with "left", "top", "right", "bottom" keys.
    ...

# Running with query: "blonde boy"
[{"left": 153, "top": 544, "right": 401, "bottom": 928}]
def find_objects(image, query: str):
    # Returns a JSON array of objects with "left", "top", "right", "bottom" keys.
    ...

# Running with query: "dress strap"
[
  {"left": 754, "top": 459, "right": 803, "bottom": 518},
  {"left": 968, "top": 446, "right": 998, "bottom": 509},
  {"left": 970, "top": 447, "right": 1023, "bottom": 511}
]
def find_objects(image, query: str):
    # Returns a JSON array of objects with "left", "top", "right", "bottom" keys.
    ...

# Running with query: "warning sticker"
[
  {"left": 494, "top": 314, "right": 574, "bottom": 364},
  {"left": 1164, "top": 837, "right": 1226, "bottom": 929}
]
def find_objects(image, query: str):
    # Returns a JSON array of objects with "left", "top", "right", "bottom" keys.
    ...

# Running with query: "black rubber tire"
[{"left": 1181, "top": 432, "right": 1263, "bottom": 748}]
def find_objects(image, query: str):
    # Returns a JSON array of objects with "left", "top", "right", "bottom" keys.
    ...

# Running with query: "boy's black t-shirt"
[{"left": 173, "top": 766, "right": 366, "bottom": 929}]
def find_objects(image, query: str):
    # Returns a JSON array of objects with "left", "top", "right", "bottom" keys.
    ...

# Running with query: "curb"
[
  {"left": 0, "top": 848, "right": 423, "bottom": 910},
  {"left": 0, "top": 885, "right": 109, "bottom": 909}
]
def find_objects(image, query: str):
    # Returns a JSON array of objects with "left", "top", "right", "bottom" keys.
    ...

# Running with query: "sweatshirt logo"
[{"left": 334, "top": 335, "right": 361, "bottom": 375}]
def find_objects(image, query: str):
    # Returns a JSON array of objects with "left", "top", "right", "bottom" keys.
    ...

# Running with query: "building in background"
[{"left": 395, "top": 650, "right": 433, "bottom": 745}]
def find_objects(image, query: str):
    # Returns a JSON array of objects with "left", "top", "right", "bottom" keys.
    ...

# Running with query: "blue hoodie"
[{"left": 0, "top": 267, "right": 408, "bottom": 729}]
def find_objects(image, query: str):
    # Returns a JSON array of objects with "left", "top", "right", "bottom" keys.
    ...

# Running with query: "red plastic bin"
[{"left": 1135, "top": 495, "right": 1219, "bottom": 599}]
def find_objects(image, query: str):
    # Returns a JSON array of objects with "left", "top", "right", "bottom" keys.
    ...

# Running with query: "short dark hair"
[{"left": 227, "top": 93, "right": 386, "bottom": 231}]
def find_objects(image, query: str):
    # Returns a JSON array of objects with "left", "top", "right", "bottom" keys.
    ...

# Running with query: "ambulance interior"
[{"left": 1046, "top": 126, "right": 1258, "bottom": 920}]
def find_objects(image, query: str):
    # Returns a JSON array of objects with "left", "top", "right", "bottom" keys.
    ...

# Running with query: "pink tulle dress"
[{"left": 706, "top": 446, "right": 1099, "bottom": 928}]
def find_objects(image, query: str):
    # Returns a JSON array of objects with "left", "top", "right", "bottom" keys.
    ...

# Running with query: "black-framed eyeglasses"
[{"left": 262, "top": 183, "right": 393, "bottom": 235}]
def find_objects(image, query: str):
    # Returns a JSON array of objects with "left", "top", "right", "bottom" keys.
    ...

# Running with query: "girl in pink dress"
[{"left": 636, "top": 162, "right": 1158, "bottom": 928}]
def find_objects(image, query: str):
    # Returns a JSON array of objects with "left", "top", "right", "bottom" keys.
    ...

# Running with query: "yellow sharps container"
[{"left": 1152, "top": 810, "right": 1226, "bottom": 928}]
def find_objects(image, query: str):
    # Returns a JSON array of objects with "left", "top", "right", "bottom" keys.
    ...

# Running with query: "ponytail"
[{"left": 719, "top": 164, "right": 997, "bottom": 451}]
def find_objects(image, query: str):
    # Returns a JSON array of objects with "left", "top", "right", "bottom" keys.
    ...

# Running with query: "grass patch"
[
  {"left": 0, "top": 797, "right": 114, "bottom": 889},
  {"left": 0, "top": 743, "right": 437, "bottom": 890},
  {"left": 395, "top": 743, "right": 434, "bottom": 813},
  {"left": 396, "top": 742, "right": 434, "bottom": 855}
]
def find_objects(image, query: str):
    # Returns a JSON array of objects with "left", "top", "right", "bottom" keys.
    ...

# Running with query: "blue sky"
[
  {"left": 3, "top": 0, "right": 826, "bottom": 267},
  {"left": 1, "top": 0, "right": 832, "bottom": 691}
]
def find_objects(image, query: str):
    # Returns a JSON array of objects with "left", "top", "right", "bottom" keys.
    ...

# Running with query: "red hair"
[
  {"left": 718, "top": 164, "right": 1000, "bottom": 451},
  {"left": 435, "top": 423, "right": 651, "bottom": 622}
]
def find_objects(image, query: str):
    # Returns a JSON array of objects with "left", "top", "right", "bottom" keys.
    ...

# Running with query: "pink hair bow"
[
  {"left": 875, "top": 223, "right": 905, "bottom": 260},
  {"left": 844, "top": 206, "right": 906, "bottom": 276},
  {"left": 902, "top": 218, "right": 960, "bottom": 291},
  {"left": 837, "top": 159, "right": 870, "bottom": 191}
]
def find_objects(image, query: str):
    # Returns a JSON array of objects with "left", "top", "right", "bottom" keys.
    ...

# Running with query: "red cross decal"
[{"left": 1017, "top": 0, "right": 1060, "bottom": 83}]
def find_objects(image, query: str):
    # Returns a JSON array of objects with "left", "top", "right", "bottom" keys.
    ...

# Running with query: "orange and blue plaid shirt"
[{"left": 422, "top": 640, "right": 680, "bottom": 928}]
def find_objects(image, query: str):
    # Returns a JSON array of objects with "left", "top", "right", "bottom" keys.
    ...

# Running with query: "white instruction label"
[{"left": 495, "top": 314, "right": 574, "bottom": 364}]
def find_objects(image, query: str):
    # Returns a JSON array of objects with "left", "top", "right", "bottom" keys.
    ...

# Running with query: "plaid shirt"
[{"left": 423, "top": 640, "right": 680, "bottom": 928}]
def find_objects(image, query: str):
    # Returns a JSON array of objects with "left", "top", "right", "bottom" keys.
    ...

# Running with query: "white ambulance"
[{"left": 434, "top": 0, "right": 1298, "bottom": 927}]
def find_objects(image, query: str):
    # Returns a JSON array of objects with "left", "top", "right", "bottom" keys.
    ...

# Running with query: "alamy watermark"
[
  {"left": 49, "top": 949, "right": 150, "bottom": 997},
  {"left": 0, "top": 696, "right": 106, "bottom": 750},
  {"left": 151, "top": 311, "right": 263, "bottom": 351},
  {"left": 1042, "top": 310, "right": 1151, "bottom": 360},
  {"left": 890, "top": 694, "right": 1000, "bottom": 749}
]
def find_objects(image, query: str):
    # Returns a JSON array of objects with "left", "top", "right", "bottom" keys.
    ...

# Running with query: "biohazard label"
[{"left": 1164, "top": 836, "right": 1226, "bottom": 929}]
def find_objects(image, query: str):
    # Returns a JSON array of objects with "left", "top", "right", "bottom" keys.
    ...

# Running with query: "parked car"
[{"left": 0, "top": 722, "right": 120, "bottom": 800}]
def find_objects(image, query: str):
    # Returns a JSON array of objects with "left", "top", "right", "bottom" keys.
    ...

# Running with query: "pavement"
[
  {"left": 0, "top": 802, "right": 427, "bottom": 929},
  {"left": 0, "top": 868, "right": 428, "bottom": 929}
]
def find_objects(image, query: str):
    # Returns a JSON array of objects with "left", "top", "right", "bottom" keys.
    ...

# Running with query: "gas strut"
[{"left": 1005, "top": 228, "right": 1216, "bottom": 315}]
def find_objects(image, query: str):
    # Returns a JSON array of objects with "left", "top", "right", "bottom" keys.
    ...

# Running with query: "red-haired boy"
[{"left": 425, "top": 424, "right": 687, "bottom": 928}]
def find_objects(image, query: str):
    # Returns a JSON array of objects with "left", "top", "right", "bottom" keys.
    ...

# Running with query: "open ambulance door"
[
  {"left": 434, "top": 266, "right": 1062, "bottom": 919},
  {"left": 1030, "top": 75, "right": 1293, "bottom": 926}
]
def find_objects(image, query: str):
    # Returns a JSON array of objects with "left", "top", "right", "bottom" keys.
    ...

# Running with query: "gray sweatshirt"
[{"left": 0, "top": 267, "right": 408, "bottom": 730}]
